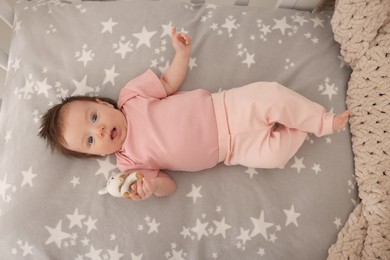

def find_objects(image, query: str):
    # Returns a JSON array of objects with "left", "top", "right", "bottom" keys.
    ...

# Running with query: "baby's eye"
[
  {"left": 88, "top": 136, "right": 94, "bottom": 145},
  {"left": 91, "top": 113, "right": 98, "bottom": 123}
]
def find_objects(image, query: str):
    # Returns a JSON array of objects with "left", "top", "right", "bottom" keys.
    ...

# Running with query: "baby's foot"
[{"left": 333, "top": 110, "right": 352, "bottom": 132}]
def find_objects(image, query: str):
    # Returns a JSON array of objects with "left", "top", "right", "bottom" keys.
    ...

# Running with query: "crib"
[{"left": 0, "top": 0, "right": 388, "bottom": 259}]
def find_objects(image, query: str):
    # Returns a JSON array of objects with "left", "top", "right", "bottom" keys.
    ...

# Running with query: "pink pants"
[{"left": 211, "top": 82, "right": 334, "bottom": 169}]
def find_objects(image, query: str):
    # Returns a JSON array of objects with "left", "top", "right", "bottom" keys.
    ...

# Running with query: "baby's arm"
[
  {"left": 160, "top": 26, "right": 192, "bottom": 96},
  {"left": 129, "top": 171, "right": 176, "bottom": 201}
]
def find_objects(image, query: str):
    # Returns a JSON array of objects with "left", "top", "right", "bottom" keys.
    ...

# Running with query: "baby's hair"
[{"left": 38, "top": 96, "right": 117, "bottom": 158}]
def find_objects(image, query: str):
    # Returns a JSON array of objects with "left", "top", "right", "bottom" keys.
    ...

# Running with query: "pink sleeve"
[{"left": 117, "top": 69, "right": 167, "bottom": 109}]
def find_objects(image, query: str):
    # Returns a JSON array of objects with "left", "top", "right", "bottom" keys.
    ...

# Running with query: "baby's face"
[{"left": 61, "top": 99, "right": 127, "bottom": 156}]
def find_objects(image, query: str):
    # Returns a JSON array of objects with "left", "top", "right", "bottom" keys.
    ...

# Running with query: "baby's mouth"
[{"left": 111, "top": 128, "right": 118, "bottom": 140}]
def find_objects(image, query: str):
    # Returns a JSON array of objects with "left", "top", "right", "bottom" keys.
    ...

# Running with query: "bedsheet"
[{"left": 0, "top": 0, "right": 357, "bottom": 259}]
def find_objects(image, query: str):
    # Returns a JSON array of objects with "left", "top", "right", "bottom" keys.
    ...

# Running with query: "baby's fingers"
[
  {"left": 171, "top": 26, "right": 191, "bottom": 45},
  {"left": 129, "top": 193, "right": 142, "bottom": 201},
  {"left": 179, "top": 33, "right": 191, "bottom": 45},
  {"left": 137, "top": 180, "right": 153, "bottom": 200},
  {"left": 172, "top": 25, "right": 178, "bottom": 35},
  {"left": 135, "top": 180, "right": 146, "bottom": 197}
]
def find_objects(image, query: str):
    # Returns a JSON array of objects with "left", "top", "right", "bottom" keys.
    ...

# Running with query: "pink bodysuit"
[
  {"left": 115, "top": 70, "right": 219, "bottom": 179},
  {"left": 116, "top": 70, "right": 334, "bottom": 178}
]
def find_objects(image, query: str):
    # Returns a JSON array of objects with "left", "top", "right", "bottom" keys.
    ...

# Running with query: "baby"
[{"left": 39, "top": 26, "right": 351, "bottom": 201}]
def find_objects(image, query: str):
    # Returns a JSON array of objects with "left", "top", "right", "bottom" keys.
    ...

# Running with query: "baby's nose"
[{"left": 97, "top": 125, "right": 106, "bottom": 137}]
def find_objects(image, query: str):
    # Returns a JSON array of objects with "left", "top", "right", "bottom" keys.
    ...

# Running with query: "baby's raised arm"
[
  {"left": 160, "top": 26, "right": 192, "bottom": 96},
  {"left": 128, "top": 171, "right": 176, "bottom": 201}
]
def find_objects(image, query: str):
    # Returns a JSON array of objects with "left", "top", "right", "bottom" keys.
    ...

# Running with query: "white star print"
[
  {"left": 11, "top": 57, "right": 20, "bottom": 72},
  {"left": 311, "top": 17, "right": 325, "bottom": 28},
  {"left": 213, "top": 217, "right": 232, "bottom": 238},
  {"left": 293, "top": 15, "right": 308, "bottom": 26},
  {"left": 19, "top": 79, "right": 34, "bottom": 99},
  {"left": 186, "top": 184, "right": 202, "bottom": 204},
  {"left": 20, "top": 167, "right": 37, "bottom": 188},
  {"left": 180, "top": 226, "right": 191, "bottom": 239},
  {"left": 0, "top": 173, "right": 12, "bottom": 201},
  {"left": 312, "top": 163, "right": 321, "bottom": 174},
  {"left": 72, "top": 75, "right": 95, "bottom": 96},
  {"left": 101, "top": 18, "right": 118, "bottom": 33},
  {"left": 189, "top": 57, "right": 197, "bottom": 70},
  {"left": 133, "top": 26, "right": 157, "bottom": 48},
  {"left": 236, "top": 228, "right": 251, "bottom": 245},
  {"left": 321, "top": 82, "right": 338, "bottom": 100},
  {"left": 4, "top": 130, "right": 12, "bottom": 143},
  {"left": 131, "top": 252, "right": 144, "bottom": 260},
  {"left": 107, "top": 245, "right": 124, "bottom": 260},
  {"left": 45, "top": 220, "right": 71, "bottom": 248},
  {"left": 161, "top": 21, "right": 173, "bottom": 38},
  {"left": 221, "top": 17, "right": 238, "bottom": 35},
  {"left": 85, "top": 245, "right": 102, "bottom": 260},
  {"left": 103, "top": 65, "right": 119, "bottom": 85},
  {"left": 291, "top": 156, "right": 306, "bottom": 173},
  {"left": 138, "top": 224, "right": 144, "bottom": 231},
  {"left": 257, "top": 247, "right": 265, "bottom": 256},
  {"left": 250, "top": 211, "right": 274, "bottom": 240},
  {"left": 260, "top": 24, "right": 271, "bottom": 35},
  {"left": 76, "top": 47, "right": 94, "bottom": 67},
  {"left": 20, "top": 241, "right": 33, "bottom": 256},
  {"left": 191, "top": 218, "right": 209, "bottom": 241},
  {"left": 67, "top": 208, "right": 86, "bottom": 229},
  {"left": 115, "top": 40, "right": 133, "bottom": 59},
  {"left": 245, "top": 167, "right": 259, "bottom": 178},
  {"left": 36, "top": 78, "right": 53, "bottom": 97},
  {"left": 81, "top": 237, "right": 89, "bottom": 247},
  {"left": 334, "top": 217, "right": 342, "bottom": 229},
  {"left": 242, "top": 52, "right": 255, "bottom": 68},
  {"left": 284, "top": 205, "right": 301, "bottom": 227},
  {"left": 147, "top": 218, "right": 160, "bottom": 234},
  {"left": 70, "top": 176, "right": 80, "bottom": 188},
  {"left": 272, "top": 17, "right": 292, "bottom": 35},
  {"left": 84, "top": 216, "right": 98, "bottom": 234},
  {"left": 158, "top": 60, "right": 170, "bottom": 74},
  {"left": 168, "top": 249, "right": 185, "bottom": 260},
  {"left": 268, "top": 233, "right": 277, "bottom": 243}
]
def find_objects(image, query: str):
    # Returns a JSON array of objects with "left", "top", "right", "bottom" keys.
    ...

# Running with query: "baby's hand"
[
  {"left": 128, "top": 178, "right": 156, "bottom": 201},
  {"left": 171, "top": 26, "right": 191, "bottom": 54}
]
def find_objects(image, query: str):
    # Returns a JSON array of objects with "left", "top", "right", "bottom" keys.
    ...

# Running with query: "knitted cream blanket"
[{"left": 328, "top": 0, "right": 390, "bottom": 258}]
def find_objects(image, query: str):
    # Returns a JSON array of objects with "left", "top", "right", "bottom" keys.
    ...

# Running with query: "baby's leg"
[
  {"left": 262, "top": 83, "right": 335, "bottom": 137},
  {"left": 227, "top": 126, "right": 307, "bottom": 169}
]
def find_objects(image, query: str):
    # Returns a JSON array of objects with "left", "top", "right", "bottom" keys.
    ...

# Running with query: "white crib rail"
[
  {"left": 0, "top": 0, "right": 13, "bottom": 72},
  {"left": 192, "top": 0, "right": 320, "bottom": 9},
  {"left": 0, "top": 49, "right": 8, "bottom": 71},
  {"left": 0, "top": 0, "right": 13, "bottom": 28}
]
